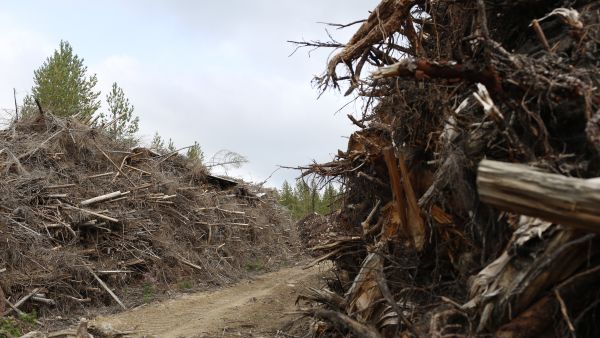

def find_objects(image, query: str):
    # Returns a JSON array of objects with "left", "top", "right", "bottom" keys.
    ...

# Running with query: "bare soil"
[{"left": 92, "top": 263, "right": 329, "bottom": 337}]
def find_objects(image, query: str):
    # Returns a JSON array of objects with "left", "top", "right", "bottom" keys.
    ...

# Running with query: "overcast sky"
[{"left": 0, "top": 0, "right": 379, "bottom": 188}]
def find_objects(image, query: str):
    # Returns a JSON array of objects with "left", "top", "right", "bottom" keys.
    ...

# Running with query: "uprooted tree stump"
[{"left": 293, "top": 0, "right": 600, "bottom": 337}]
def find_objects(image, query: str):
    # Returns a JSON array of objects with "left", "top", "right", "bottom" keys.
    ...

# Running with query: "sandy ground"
[{"left": 92, "top": 263, "right": 329, "bottom": 338}]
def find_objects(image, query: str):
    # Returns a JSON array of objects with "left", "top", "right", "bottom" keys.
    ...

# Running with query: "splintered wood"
[{"left": 295, "top": 0, "right": 600, "bottom": 336}]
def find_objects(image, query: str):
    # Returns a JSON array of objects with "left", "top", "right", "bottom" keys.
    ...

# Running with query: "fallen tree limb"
[
  {"left": 86, "top": 266, "right": 126, "bottom": 310},
  {"left": 2, "top": 287, "right": 41, "bottom": 317},
  {"left": 371, "top": 58, "right": 503, "bottom": 95},
  {"left": 477, "top": 160, "right": 600, "bottom": 232}
]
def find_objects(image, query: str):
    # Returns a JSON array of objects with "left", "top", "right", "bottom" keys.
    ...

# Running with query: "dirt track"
[{"left": 92, "top": 263, "right": 328, "bottom": 337}]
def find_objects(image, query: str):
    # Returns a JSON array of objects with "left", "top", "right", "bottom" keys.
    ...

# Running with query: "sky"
[{"left": 0, "top": 0, "right": 379, "bottom": 188}]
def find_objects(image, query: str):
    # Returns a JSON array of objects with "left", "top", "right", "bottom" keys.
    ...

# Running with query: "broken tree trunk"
[{"left": 477, "top": 160, "right": 600, "bottom": 233}]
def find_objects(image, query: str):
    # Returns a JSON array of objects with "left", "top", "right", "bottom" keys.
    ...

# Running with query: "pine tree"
[
  {"left": 104, "top": 82, "right": 139, "bottom": 140},
  {"left": 167, "top": 139, "right": 176, "bottom": 152},
  {"left": 294, "top": 179, "right": 311, "bottom": 218},
  {"left": 320, "top": 183, "right": 338, "bottom": 214},
  {"left": 186, "top": 141, "right": 204, "bottom": 164},
  {"left": 309, "top": 178, "right": 321, "bottom": 214},
  {"left": 279, "top": 180, "right": 296, "bottom": 211},
  {"left": 150, "top": 132, "right": 165, "bottom": 153},
  {"left": 25, "top": 40, "right": 100, "bottom": 118}
]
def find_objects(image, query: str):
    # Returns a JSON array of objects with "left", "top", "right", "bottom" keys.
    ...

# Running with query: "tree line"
[
  {"left": 278, "top": 179, "right": 340, "bottom": 219},
  {"left": 17, "top": 40, "right": 203, "bottom": 163}
]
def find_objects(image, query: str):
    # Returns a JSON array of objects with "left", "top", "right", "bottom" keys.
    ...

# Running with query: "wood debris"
[
  {"left": 294, "top": 0, "right": 600, "bottom": 336},
  {"left": 0, "top": 114, "right": 298, "bottom": 330}
]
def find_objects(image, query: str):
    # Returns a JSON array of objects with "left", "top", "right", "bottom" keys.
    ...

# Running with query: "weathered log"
[{"left": 477, "top": 160, "right": 600, "bottom": 232}]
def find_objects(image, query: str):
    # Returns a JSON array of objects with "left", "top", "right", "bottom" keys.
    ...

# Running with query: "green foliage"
[
  {"left": 150, "top": 134, "right": 204, "bottom": 166},
  {"left": 245, "top": 259, "right": 264, "bottom": 272},
  {"left": 167, "top": 138, "right": 176, "bottom": 152},
  {"left": 279, "top": 181, "right": 295, "bottom": 208},
  {"left": 0, "top": 318, "right": 22, "bottom": 337},
  {"left": 321, "top": 183, "right": 338, "bottom": 214},
  {"left": 278, "top": 179, "right": 340, "bottom": 219},
  {"left": 25, "top": 40, "right": 100, "bottom": 118},
  {"left": 177, "top": 280, "right": 193, "bottom": 290},
  {"left": 150, "top": 132, "right": 165, "bottom": 153},
  {"left": 186, "top": 141, "right": 204, "bottom": 164},
  {"left": 0, "top": 310, "right": 39, "bottom": 337},
  {"left": 18, "top": 310, "right": 37, "bottom": 325},
  {"left": 102, "top": 82, "right": 139, "bottom": 141},
  {"left": 142, "top": 282, "right": 155, "bottom": 303}
]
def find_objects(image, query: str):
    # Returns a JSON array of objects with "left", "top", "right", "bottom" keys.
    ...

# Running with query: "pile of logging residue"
[
  {"left": 295, "top": 0, "right": 600, "bottom": 337},
  {"left": 0, "top": 114, "right": 297, "bottom": 330}
]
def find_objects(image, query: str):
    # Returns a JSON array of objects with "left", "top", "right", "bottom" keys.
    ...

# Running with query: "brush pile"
[
  {"left": 0, "top": 113, "right": 296, "bottom": 326},
  {"left": 296, "top": 0, "right": 600, "bottom": 337}
]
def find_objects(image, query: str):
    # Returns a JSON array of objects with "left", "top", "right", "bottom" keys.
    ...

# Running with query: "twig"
[
  {"left": 531, "top": 19, "right": 552, "bottom": 52},
  {"left": 44, "top": 184, "right": 76, "bottom": 189},
  {"left": 86, "top": 172, "right": 115, "bottom": 179},
  {"left": 64, "top": 204, "right": 119, "bottom": 223},
  {"left": 176, "top": 255, "right": 204, "bottom": 272},
  {"left": 86, "top": 266, "right": 127, "bottom": 310},
  {"left": 317, "top": 19, "right": 367, "bottom": 30},
  {"left": 361, "top": 199, "right": 381, "bottom": 235},
  {"left": 13, "top": 88, "right": 18, "bottom": 121},
  {"left": 306, "top": 309, "right": 383, "bottom": 338},
  {"left": 555, "top": 289, "right": 576, "bottom": 336},
  {"left": 3, "top": 148, "right": 28, "bottom": 175},
  {"left": 94, "top": 143, "right": 135, "bottom": 186},
  {"left": 125, "top": 164, "right": 152, "bottom": 176},
  {"left": 376, "top": 265, "right": 420, "bottom": 338},
  {"left": 97, "top": 270, "right": 133, "bottom": 274},
  {"left": 157, "top": 145, "right": 194, "bottom": 163},
  {"left": 347, "top": 114, "right": 366, "bottom": 128},
  {"left": 2, "top": 288, "right": 41, "bottom": 316},
  {"left": 357, "top": 171, "right": 387, "bottom": 187}
]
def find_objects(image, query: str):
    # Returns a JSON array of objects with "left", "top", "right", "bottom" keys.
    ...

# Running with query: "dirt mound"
[
  {"left": 0, "top": 114, "right": 298, "bottom": 332},
  {"left": 295, "top": 1, "right": 600, "bottom": 337}
]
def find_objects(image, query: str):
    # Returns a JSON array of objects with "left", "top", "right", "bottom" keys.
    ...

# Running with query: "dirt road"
[{"left": 92, "top": 263, "right": 328, "bottom": 337}]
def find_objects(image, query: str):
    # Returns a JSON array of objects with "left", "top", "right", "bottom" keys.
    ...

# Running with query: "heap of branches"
[
  {"left": 0, "top": 112, "right": 298, "bottom": 331},
  {"left": 293, "top": 0, "right": 600, "bottom": 337}
]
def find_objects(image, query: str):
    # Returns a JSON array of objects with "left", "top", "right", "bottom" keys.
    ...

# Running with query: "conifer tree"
[
  {"left": 186, "top": 141, "right": 204, "bottom": 164},
  {"left": 279, "top": 180, "right": 296, "bottom": 210},
  {"left": 150, "top": 132, "right": 165, "bottom": 153},
  {"left": 25, "top": 40, "right": 100, "bottom": 118},
  {"left": 167, "top": 138, "right": 176, "bottom": 152},
  {"left": 104, "top": 82, "right": 139, "bottom": 140},
  {"left": 320, "top": 183, "right": 338, "bottom": 214}
]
